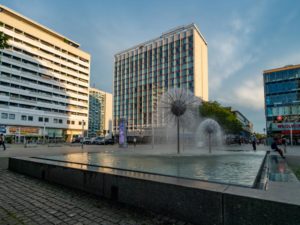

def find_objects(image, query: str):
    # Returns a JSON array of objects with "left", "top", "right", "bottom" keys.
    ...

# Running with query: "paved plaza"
[
  {"left": 0, "top": 144, "right": 193, "bottom": 225},
  {"left": 0, "top": 144, "right": 299, "bottom": 225}
]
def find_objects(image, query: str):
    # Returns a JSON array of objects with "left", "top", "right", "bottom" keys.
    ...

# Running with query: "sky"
[{"left": 1, "top": 0, "right": 300, "bottom": 133}]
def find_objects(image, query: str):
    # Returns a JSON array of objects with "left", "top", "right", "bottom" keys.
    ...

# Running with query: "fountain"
[
  {"left": 158, "top": 88, "right": 201, "bottom": 154},
  {"left": 196, "top": 118, "right": 223, "bottom": 153}
]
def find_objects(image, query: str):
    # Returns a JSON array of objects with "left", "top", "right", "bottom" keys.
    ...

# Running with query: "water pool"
[{"left": 35, "top": 152, "right": 266, "bottom": 187}]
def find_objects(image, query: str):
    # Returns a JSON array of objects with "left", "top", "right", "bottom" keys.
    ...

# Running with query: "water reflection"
[{"left": 41, "top": 152, "right": 265, "bottom": 187}]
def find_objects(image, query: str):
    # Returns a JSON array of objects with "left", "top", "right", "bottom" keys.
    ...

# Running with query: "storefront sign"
[
  {"left": 271, "top": 123, "right": 300, "bottom": 131},
  {"left": 281, "top": 130, "right": 300, "bottom": 135},
  {"left": 9, "top": 127, "right": 39, "bottom": 135}
]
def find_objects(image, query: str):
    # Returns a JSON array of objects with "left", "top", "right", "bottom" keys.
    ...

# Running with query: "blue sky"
[{"left": 2, "top": 0, "right": 300, "bottom": 133}]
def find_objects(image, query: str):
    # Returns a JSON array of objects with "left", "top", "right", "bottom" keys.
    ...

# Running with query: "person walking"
[
  {"left": 0, "top": 133, "right": 6, "bottom": 151},
  {"left": 251, "top": 135, "right": 257, "bottom": 151},
  {"left": 133, "top": 137, "right": 137, "bottom": 148}
]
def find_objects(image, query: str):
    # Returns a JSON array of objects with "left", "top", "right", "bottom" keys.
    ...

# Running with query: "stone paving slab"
[{"left": 0, "top": 169, "right": 192, "bottom": 225}]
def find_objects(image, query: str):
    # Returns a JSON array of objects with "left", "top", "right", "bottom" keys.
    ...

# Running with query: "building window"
[
  {"left": 71, "top": 121, "right": 75, "bottom": 125},
  {"left": 1, "top": 113, "right": 8, "bottom": 119},
  {"left": 28, "top": 116, "right": 33, "bottom": 121},
  {"left": 79, "top": 121, "right": 82, "bottom": 125},
  {"left": 9, "top": 114, "right": 15, "bottom": 120},
  {"left": 59, "top": 119, "right": 63, "bottom": 124},
  {"left": 21, "top": 115, "right": 27, "bottom": 121},
  {"left": 44, "top": 118, "right": 49, "bottom": 123},
  {"left": 67, "top": 120, "right": 70, "bottom": 124},
  {"left": 39, "top": 117, "right": 43, "bottom": 122},
  {"left": 53, "top": 118, "right": 58, "bottom": 123}
]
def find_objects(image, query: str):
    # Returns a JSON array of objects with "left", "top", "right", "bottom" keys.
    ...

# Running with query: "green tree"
[
  {"left": 0, "top": 31, "right": 9, "bottom": 49},
  {"left": 199, "top": 101, "right": 243, "bottom": 134}
]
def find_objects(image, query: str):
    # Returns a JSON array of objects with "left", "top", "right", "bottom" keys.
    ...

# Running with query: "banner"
[{"left": 119, "top": 118, "right": 128, "bottom": 147}]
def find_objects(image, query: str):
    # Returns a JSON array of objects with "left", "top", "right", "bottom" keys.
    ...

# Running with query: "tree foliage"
[
  {"left": 199, "top": 101, "right": 243, "bottom": 134},
  {"left": 0, "top": 31, "right": 9, "bottom": 49}
]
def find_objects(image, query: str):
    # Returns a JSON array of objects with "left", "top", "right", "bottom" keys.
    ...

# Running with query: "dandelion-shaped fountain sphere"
[
  {"left": 197, "top": 118, "right": 222, "bottom": 153},
  {"left": 171, "top": 100, "right": 187, "bottom": 117},
  {"left": 159, "top": 88, "right": 202, "bottom": 154}
]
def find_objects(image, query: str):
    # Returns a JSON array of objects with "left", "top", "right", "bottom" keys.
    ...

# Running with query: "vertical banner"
[{"left": 119, "top": 118, "right": 128, "bottom": 148}]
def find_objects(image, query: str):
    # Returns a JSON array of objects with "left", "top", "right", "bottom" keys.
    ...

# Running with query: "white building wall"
[{"left": 0, "top": 5, "right": 90, "bottom": 141}]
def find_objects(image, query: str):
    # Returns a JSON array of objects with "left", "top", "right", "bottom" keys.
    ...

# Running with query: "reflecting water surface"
[{"left": 39, "top": 152, "right": 265, "bottom": 187}]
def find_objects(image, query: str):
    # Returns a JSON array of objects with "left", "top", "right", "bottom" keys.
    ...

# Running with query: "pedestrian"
[
  {"left": 271, "top": 137, "right": 285, "bottom": 159},
  {"left": 251, "top": 135, "right": 257, "bottom": 151},
  {"left": 281, "top": 137, "right": 287, "bottom": 153},
  {"left": 0, "top": 133, "right": 6, "bottom": 151},
  {"left": 133, "top": 137, "right": 137, "bottom": 148}
]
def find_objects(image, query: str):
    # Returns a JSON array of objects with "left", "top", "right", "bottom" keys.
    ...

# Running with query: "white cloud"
[
  {"left": 233, "top": 78, "right": 264, "bottom": 110},
  {"left": 209, "top": 3, "right": 267, "bottom": 92},
  {"left": 266, "top": 52, "right": 300, "bottom": 70},
  {"left": 209, "top": 19, "right": 255, "bottom": 90}
]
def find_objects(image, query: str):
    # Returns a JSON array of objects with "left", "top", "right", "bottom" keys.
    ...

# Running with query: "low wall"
[{"left": 9, "top": 157, "right": 300, "bottom": 225}]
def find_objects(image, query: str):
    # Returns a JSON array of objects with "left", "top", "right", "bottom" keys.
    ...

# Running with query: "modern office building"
[
  {"left": 231, "top": 109, "right": 253, "bottom": 138},
  {"left": 113, "top": 23, "right": 208, "bottom": 135},
  {"left": 0, "top": 5, "right": 90, "bottom": 142},
  {"left": 224, "top": 106, "right": 253, "bottom": 140},
  {"left": 264, "top": 64, "right": 300, "bottom": 145},
  {"left": 88, "top": 88, "right": 112, "bottom": 137}
]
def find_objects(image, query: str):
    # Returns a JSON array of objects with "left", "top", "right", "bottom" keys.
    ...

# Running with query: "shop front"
[{"left": 269, "top": 123, "right": 300, "bottom": 145}]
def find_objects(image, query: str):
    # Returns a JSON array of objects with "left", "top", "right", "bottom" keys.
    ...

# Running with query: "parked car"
[
  {"left": 71, "top": 137, "right": 81, "bottom": 143},
  {"left": 83, "top": 137, "right": 92, "bottom": 144},
  {"left": 92, "top": 137, "right": 104, "bottom": 145},
  {"left": 104, "top": 138, "right": 114, "bottom": 145}
]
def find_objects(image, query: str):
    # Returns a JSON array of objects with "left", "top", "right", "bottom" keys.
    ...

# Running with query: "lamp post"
[
  {"left": 290, "top": 122, "right": 293, "bottom": 146},
  {"left": 81, "top": 120, "right": 84, "bottom": 149},
  {"left": 43, "top": 122, "right": 46, "bottom": 144},
  {"left": 151, "top": 112, "right": 154, "bottom": 149},
  {"left": 263, "top": 128, "right": 266, "bottom": 145}
]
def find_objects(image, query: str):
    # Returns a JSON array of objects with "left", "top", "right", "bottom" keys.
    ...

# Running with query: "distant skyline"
[{"left": 2, "top": 0, "right": 300, "bottom": 133}]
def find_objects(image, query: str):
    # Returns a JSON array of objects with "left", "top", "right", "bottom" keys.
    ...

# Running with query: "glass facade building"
[
  {"left": 113, "top": 24, "right": 208, "bottom": 135},
  {"left": 264, "top": 64, "right": 300, "bottom": 144},
  {"left": 88, "top": 88, "right": 112, "bottom": 137}
]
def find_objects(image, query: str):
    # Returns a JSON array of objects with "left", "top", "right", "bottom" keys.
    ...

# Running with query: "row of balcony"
[{"left": 2, "top": 27, "right": 90, "bottom": 69}]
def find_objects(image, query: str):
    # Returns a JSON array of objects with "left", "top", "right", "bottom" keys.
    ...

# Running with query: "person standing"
[
  {"left": 251, "top": 134, "right": 257, "bottom": 151},
  {"left": 0, "top": 133, "right": 6, "bottom": 151},
  {"left": 133, "top": 137, "right": 137, "bottom": 148}
]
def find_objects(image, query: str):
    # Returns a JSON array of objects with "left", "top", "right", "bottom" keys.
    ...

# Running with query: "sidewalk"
[{"left": 0, "top": 168, "right": 190, "bottom": 225}]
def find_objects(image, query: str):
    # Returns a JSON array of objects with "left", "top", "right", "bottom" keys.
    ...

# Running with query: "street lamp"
[
  {"left": 43, "top": 122, "right": 46, "bottom": 144},
  {"left": 81, "top": 120, "right": 84, "bottom": 149},
  {"left": 152, "top": 111, "right": 154, "bottom": 149},
  {"left": 290, "top": 122, "right": 293, "bottom": 146},
  {"left": 263, "top": 128, "right": 266, "bottom": 145}
]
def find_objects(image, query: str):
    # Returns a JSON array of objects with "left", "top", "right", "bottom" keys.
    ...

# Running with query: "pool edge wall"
[{"left": 9, "top": 157, "right": 300, "bottom": 225}]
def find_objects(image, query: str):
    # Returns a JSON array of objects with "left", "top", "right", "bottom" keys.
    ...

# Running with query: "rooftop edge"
[
  {"left": 115, "top": 23, "right": 207, "bottom": 56},
  {"left": 0, "top": 4, "right": 80, "bottom": 48}
]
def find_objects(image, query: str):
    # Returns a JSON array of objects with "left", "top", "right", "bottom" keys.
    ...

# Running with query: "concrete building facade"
[
  {"left": 264, "top": 64, "right": 300, "bottom": 145},
  {"left": 0, "top": 5, "right": 90, "bottom": 142},
  {"left": 113, "top": 24, "right": 208, "bottom": 135},
  {"left": 88, "top": 88, "right": 112, "bottom": 137}
]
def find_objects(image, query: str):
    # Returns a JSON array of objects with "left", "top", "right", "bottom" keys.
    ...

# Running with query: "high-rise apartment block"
[
  {"left": 0, "top": 5, "right": 90, "bottom": 142},
  {"left": 88, "top": 88, "right": 112, "bottom": 137},
  {"left": 113, "top": 24, "right": 208, "bottom": 135}
]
